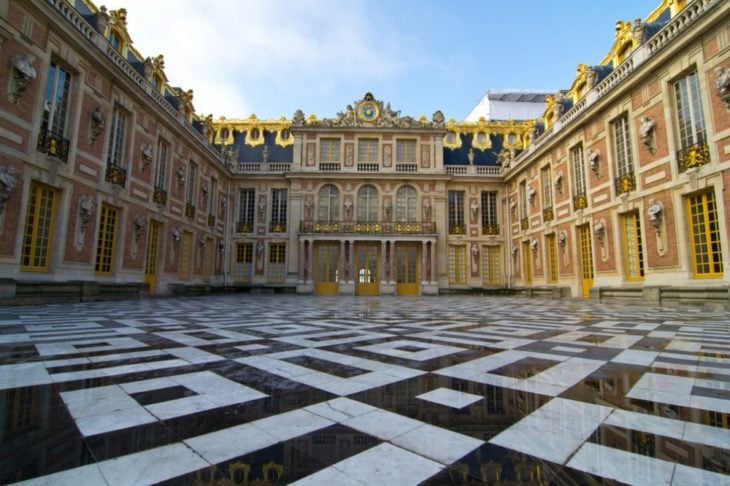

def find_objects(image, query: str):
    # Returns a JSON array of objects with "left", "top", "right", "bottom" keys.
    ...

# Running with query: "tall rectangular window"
[
  {"left": 674, "top": 70, "right": 707, "bottom": 150},
  {"left": 106, "top": 107, "right": 128, "bottom": 167},
  {"left": 270, "top": 189, "right": 287, "bottom": 232},
  {"left": 208, "top": 179, "right": 217, "bottom": 215},
  {"left": 448, "top": 245, "right": 467, "bottom": 284},
  {"left": 448, "top": 191, "right": 465, "bottom": 234},
  {"left": 358, "top": 139, "right": 378, "bottom": 162},
  {"left": 612, "top": 114, "right": 636, "bottom": 194},
  {"left": 95, "top": 204, "right": 119, "bottom": 275},
  {"left": 674, "top": 70, "right": 709, "bottom": 172},
  {"left": 268, "top": 243, "right": 286, "bottom": 283},
  {"left": 571, "top": 143, "right": 587, "bottom": 210},
  {"left": 186, "top": 162, "right": 197, "bottom": 205},
  {"left": 39, "top": 61, "right": 71, "bottom": 160},
  {"left": 481, "top": 245, "right": 501, "bottom": 286},
  {"left": 481, "top": 191, "right": 498, "bottom": 234},
  {"left": 234, "top": 242, "right": 253, "bottom": 283},
  {"left": 178, "top": 231, "right": 192, "bottom": 280},
  {"left": 622, "top": 211, "right": 644, "bottom": 281},
  {"left": 546, "top": 233, "right": 559, "bottom": 283},
  {"left": 519, "top": 181, "right": 529, "bottom": 229},
  {"left": 320, "top": 138, "right": 340, "bottom": 162},
  {"left": 541, "top": 166, "right": 553, "bottom": 221},
  {"left": 154, "top": 139, "right": 169, "bottom": 190},
  {"left": 396, "top": 139, "right": 417, "bottom": 163},
  {"left": 686, "top": 190, "right": 723, "bottom": 277},
  {"left": 21, "top": 182, "right": 58, "bottom": 272},
  {"left": 238, "top": 189, "right": 255, "bottom": 231}
]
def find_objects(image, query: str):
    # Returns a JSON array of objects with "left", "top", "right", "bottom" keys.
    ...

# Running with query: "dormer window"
[{"left": 108, "top": 29, "right": 125, "bottom": 53}]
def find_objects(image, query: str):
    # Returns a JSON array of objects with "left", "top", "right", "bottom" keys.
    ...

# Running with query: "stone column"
[
  {"left": 389, "top": 240, "right": 396, "bottom": 284},
  {"left": 422, "top": 240, "right": 428, "bottom": 283}
]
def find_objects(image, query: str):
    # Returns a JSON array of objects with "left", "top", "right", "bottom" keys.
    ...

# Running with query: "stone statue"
[
  {"left": 0, "top": 166, "right": 18, "bottom": 215},
  {"left": 640, "top": 116, "right": 655, "bottom": 153},
  {"left": 292, "top": 109, "right": 306, "bottom": 127},
  {"left": 714, "top": 66, "right": 730, "bottom": 110},
  {"left": 422, "top": 198, "right": 432, "bottom": 221},
  {"left": 432, "top": 110, "right": 445, "bottom": 128},
  {"left": 90, "top": 107, "right": 105, "bottom": 144},
  {"left": 262, "top": 144, "right": 269, "bottom": 163},
  {"left": 467, "top": 148, "right": 475, "bottom": 165},
  {"left": 304, "top": 197, "right": 313, "bottom": 220},
  {"left": 11, "top": 54, "right": 37, "bottom": 103},
  {"left": 78, "top": 195, "right": 96, "bottom": 226}
]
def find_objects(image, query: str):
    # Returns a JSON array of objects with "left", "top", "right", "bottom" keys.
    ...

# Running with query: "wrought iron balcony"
[
  {"left": 270, "top": 223, "right": 287, "bottom": 233},
  {"left": 614, "top": 173, "right": 636, "bottom": 195},
  {"left": 37, "top": 130, "right": 69, "bottom": 161},
  {"left": 573, "top": 193, "right": 588, "bottom": 211},
  {"left": 482, "top": 224, "right": 500, "bottom": 235},
  {"left": 153, "top": 188, "right": 167, "bottom": 205},
  {"left": 185, "top": 203, "right": 196, "bottom": 218},
  {"left": 300, "top": 221, "right": 437, "bottom": 235},
  {"left": 677, "top": 142, "right": 710, "bottom": 173},
  {"left": 449, "top": 224, "right": 466, "bottom": 235},
  {"left": 543, "top": 207, "right": 554, "bottom": 222},
  {"left": 236, "top": 222, "right": 253, "bottom": 233},
  {"left": 105, "top": 164, "right": 126, "bottom": 187}
]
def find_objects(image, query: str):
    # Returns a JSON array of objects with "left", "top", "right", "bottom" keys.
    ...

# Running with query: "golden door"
[
  {"left": 355, "top": 242, "right": 380, "bottom": 296},
  {"left": 578, "top": 224, "right": 594, "bottom": 297},
  {"left": 395, "top": 243, "right": 419, "bottom": 296},
  {"left": 144, "top": 221, "right": 161, "bottom": 293},
  {"left": 315, "top": 242, "right": 339, "bottom": 295}
]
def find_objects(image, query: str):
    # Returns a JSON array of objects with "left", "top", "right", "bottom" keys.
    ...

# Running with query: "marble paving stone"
[
  {"left": 416, "top": 387, "right": 483, "bottom": 409},
  {"left": 355, "top": 339, "right": 466, "bottom": 361},
  {"left": 325, "top": 443, "right": 444, "bottom": 485},
  {"left": 3, "top": 294, "right": 730, "bottom": 484},
  {"left": 567, "top": 442, "right": 675, "bottom": 486}
]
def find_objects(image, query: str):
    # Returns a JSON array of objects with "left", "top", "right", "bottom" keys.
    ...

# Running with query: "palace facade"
[{"left": 0, "top": 0, "right": 728, "bottom": 306}]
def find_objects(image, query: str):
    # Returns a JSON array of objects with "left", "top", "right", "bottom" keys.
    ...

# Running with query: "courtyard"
[{"left": 0, "top": 294, "right": 728, "bottom": 485}]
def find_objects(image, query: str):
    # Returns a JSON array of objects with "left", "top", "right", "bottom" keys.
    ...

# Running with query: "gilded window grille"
[
  {"left": 614, "top": 172, "right": 636, "bottom": 194},
  {"left": 185, "top": 203, "right": 196, "bottom": 218},
  {"left": 677, "top": 142, "right": 710, "bottom": 173}
]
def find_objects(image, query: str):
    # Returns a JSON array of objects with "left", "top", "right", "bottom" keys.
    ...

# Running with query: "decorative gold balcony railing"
[
  {"left": 677, "top": 142, "right": 709, "bottom": 173},
  {"left": 236, "top": 222, "right": 253, "bottom": 233},
  {"left": 573, "top": 193, "right": 588, "bottom": 211},
  {"left": 105, "top": 164, "right": 126, "bottom": 187},
  {"left": 37, "top": 130, "right": 69, "bottom": 161},
  {"left": 207, "top": 214, "right": 215, "bottom": 227},
  {"left": 449, "top": 224, "right": 465, "bottom": 235},
  {"left": 614, "top": 173, "right": 636, "bottom": 195},
  {"left": 153, "top": 188, "right": 167, "bottom": 205},
  {"left": 482, "top": 224, "right": 500, "bottom": 235},
  {"left": 520, "top": 217, "right": 529, "bottom": 230},
  {"left": 543, "top": 207, "right": 554, "bottom": 222},
  {"left": 270, "top": 223, "right": 287, "bottom": 233},
  {"left": 185, "top": 203, "right": 196, "bottom": 218},
  {"left": 300, "top": 221, "right": 437, "bottom": 235}
]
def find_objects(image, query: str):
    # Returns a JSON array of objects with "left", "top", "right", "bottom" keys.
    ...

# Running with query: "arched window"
[
  {"left": 396, "top": 185, "right": 417, "bottom": 222},
  {"left": 357, "top": 185, "right": 378, "bottom": 222},
  {"left": 318, "top": 184, "right": 339, "bottom": 222}
]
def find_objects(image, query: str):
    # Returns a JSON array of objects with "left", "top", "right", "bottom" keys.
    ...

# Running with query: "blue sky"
[{"left": 114, "top": 0, "right": 660, "bottom": 120}]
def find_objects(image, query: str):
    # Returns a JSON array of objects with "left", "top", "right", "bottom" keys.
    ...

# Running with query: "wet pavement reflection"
[{"left": 0, "top": 294, "right": 728, "bottom": 484}]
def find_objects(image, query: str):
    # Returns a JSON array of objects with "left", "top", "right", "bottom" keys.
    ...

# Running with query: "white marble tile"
[
  {"left": 156, "top": 328, "right": 261, "bottom": 346},
  {"left": 35, "top": 337, "right": 147, "bottom": 356},
  {"left": 304, "top": 398, "right": 377, "bottom": 422},
  {"left": 567, "top": 442, "right": 674, "bottom": 486},
  {"left": 97, "top": 443, "right": 209, "bottom": 486},
  {"left": 392, "top": 423, "right": 483, "bottom": 464},
  {"left": 355, "top": 339, "right": 466, "bottom": 361},
  {"left": 274, "top": 329, "right": 394, "bottom": 348},
  {"left": 689, "top": 395, "right": 730, "bottom": 414},
  {"left": 683, "top": 421, "right": 730, "bottom": 449},
  {"left": 416, "top": 388, "right": 483, "bottom": 409},
  {"left": 604, "top": 409, "right": 685, "bottom": 440},
  {"left": 61, "top": 385, "right": 139, "bottom": 418},
  {"left": 671, "top": 463, "right": 730, "bottom": 485},
  {"left": 329, "top": 443, "right": 443, "bottom": 485},
  {"left": 612, "top": 349, "right": 659, "bottom": 366},
  {"left": 250, "top": 409, "right": 334, "bottom": 442},
  {"left": 119, "top": 376, "right": 178, "bottom": 394},
  {"left": 0, "top": 362, "right": 51, "bottom": 389},
  {"left": 74, "top": 405, "right": 157, "bottom": 436},
  {"left": 550, "top": 345, "right": 584, "bottom": 354},
  {"left": 184, "top": 422, "right": 279, "bottom": 464},
  {"left": 166, "top": 346, "right": 224, "bottom": 364},
  {"left": 88, "top": 349, "right": 167, "bottom": 363},
  {"left": 343, "top": 409, "right": 423, "bottom": 441},
  {"left": 290, "top": 466, "right": 366, "bottom": 485},
  {"left": 15, "top": 464, "right": 107, "bottom": 485},
  {"left": 489, "top": 398, "right": 612, "bottom": 464},
  {"left": 235, "top": 343, "right": 269, "bottom": 351}
]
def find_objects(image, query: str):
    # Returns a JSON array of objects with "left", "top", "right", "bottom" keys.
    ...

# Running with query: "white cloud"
[{"left": 107, "top": 0, "right": 430, "bottom": 118}]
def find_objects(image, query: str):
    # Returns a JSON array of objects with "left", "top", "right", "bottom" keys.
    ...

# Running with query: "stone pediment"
[{"left": 292, "top": 92, "right": 445, "bottom": 129}]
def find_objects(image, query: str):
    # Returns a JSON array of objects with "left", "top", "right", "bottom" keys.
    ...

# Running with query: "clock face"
[{"left": 357, "top": 101, "right": 379, "bottom": 122}]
